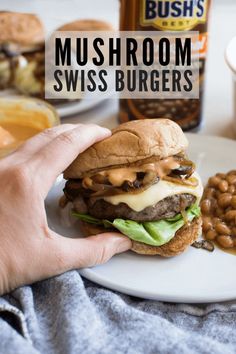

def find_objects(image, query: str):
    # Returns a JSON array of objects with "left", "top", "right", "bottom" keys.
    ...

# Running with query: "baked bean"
[
  {"left": 215, "top": 222, "right": 231, "bottom": 235},
  {"left": 215, "top": 207, "right": 224, "bottom": 217},
  {"left": 231, "top": 196, "right": 236, "bottom": 209},
  {"left": 215, "top": 190, "right": 222, "bottom": 199},
  {"left": 231, "top": 227, "right": 236, "bottom": 236},
  {"left": 225, "top": 206, "right": 231, "bottom": 213},
  {"left": 228, "top": 185, "right": 235, "bottom": 194},
  {"left": 206, "top": 229, "right": 217, "bottom": 240},
  {"left": 201, "top": 199, "right": 211, "bottom": 214},
  {"left": 211, "top": 198, "right": 218, "bottom": 210},
  {"left": 216, "top": 235, "right": 234, "bottom": 248},
  {"left": 202, "top": 217, "right": 213, "bottom": 232},
  {"left": 218, "top": 193, "right": 232, "bottom": 208},
  {"left": 226, "top": 175, "right": 236, "bottom": 185},
  {"left": 208, "top": 176, "right": 221, "bottom": 187},
  {"left": 234, "top": 238, "right": 236, "bottom": 247},
  {"left": 218, "top": 180, "right": 228, "bottom": 193},
  {"left": 204, "top": 188, "right": 215, "bottom": 199},
  {"left": 225, "top": 210, "right": 236, "bottom": 221},
  {"left": 228, "top": 170, "right": 236, "bottom": 176},
  {"left": 213, "top": 217, "right": 221, "bottom": 225}
]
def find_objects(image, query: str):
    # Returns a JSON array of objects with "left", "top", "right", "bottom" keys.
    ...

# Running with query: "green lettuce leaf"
[
  {"left": 71, "top": 212, "right": 113, "bottom": 228},
  {"left": 73, "top": 204, "right": 201, "bottom": 247}
]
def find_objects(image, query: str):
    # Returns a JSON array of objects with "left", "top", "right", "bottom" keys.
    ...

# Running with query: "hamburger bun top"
[
  {"left": 64, "top": 119, "right": 188, "bottom": 179},
  {"left": 0, "top": 12, "right": 44, "bottom": 47},
  {"left": 57, "top": 19, "right": 114, "bottom": 32}
]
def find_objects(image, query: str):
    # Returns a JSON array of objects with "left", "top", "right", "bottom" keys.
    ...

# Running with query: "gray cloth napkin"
[{"left": 0, "top": 271, "right": 236, "bottom": 354}]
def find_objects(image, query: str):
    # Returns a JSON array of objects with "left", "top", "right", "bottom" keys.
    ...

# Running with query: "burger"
[
  {"left": 63, "top": 119, "right": 203, "bottom": 257},
  {"left": 56, "top": 19, "right": 114, "bottom": 32},
  {"left": 56, "top": 18, "right": 114, "bottom": 76},
  {"left": 0, "top": 11, "right": 45, "bottom": 96}
]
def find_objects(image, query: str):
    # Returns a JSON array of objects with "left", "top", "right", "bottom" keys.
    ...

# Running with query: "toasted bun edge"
[
  {"left": 64, "top": 119, "right": 188, "bottom": 179},
  {"left": 0, "top": 12, "right": 44, "bottom": 46},
  {"left": 57, "top": 19, "right": 114, "bottom": 32}
]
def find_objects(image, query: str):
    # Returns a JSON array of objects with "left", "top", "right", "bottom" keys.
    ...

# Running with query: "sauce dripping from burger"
[
  {"left": 100, "top": 157, "right": 180, "bottom": 187},
  {"left": 64, "top": 156, "right": 197, "bottom": 202},
  {"left": 82, "top": 156, "right": 196, "bottom": 193}
]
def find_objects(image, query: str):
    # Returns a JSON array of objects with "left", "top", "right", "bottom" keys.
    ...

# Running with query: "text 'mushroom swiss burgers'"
[{"left": 63, "top": 119, "right": 203, "bottom": 257}]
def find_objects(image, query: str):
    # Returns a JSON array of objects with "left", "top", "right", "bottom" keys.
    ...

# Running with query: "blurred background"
[{"left": 0, "top": 0, "right": 236, "bottom": 137}]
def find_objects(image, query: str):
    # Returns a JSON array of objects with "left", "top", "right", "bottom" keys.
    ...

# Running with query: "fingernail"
[{"left": 100, "top": 127, "right": 111, "bottom": 135}]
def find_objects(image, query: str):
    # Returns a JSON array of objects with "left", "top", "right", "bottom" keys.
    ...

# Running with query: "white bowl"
[{"left": 225, "top": 37, "right": 236, "bottom": 132}]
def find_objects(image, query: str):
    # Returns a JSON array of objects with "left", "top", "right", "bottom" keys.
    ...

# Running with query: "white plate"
[
  {"left": 56, "top": 91, "right": 115, "bottom": 118},
  {"left": 0, "top": 88, "right": 114, "bottom": 118},
  {"left": 46, "top": 133, "right": 236, "bottom": 303}
]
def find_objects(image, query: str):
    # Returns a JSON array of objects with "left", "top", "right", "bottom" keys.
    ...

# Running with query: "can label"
[
  {"left": 141, "top": 0, "right": 208, "bottom": 31},
  {"left": 119, "top": 0, "right": 211, "bottom": 131}
]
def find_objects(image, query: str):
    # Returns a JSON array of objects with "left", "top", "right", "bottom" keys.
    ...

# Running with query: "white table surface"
[{"left": 1, "top": 0, "right": 236, "bottom": 137}]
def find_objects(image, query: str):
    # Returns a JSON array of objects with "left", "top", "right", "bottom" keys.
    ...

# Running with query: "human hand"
[{"left": 0, "top": 124, "right": 131, "bottom": 295}]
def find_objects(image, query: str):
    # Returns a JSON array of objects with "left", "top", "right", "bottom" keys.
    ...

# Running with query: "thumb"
[{"left": 44, "top": 232, "right": 132, "bottom": 276}]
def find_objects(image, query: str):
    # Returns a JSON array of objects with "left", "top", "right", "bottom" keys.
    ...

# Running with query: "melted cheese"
[{"left": 103, "top": 172, "right": 203, "bottom": 212}]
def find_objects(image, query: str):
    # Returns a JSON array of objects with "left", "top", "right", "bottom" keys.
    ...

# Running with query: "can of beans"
[{"left": 119, "top": 0, "right": 212, "bottom": 131}]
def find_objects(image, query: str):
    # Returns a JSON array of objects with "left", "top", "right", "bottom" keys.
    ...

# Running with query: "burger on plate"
[
  {"left": 63, "top": 119, "right": 203, "bottom": 257},
  {"left": 0, "top": 11, "right": 44, "bottom": 96}
]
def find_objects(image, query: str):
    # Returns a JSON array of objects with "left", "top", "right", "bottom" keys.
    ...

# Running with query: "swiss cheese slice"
[{"left": 103, "top": 172, "right": 203, "bottom": 212}]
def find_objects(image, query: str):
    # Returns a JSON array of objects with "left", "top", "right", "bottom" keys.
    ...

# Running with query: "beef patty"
[{"left": 79, "top": 193, "right": 196, "bottom": 222}]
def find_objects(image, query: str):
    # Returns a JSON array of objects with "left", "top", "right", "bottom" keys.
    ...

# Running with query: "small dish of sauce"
[{"left": 0, "top": 97, "right": 60, "bottom": 158}]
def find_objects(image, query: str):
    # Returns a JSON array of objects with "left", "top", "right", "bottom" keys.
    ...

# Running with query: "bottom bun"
[{"left": 79, "top": 217, "right": 202, "bottom": 257}]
